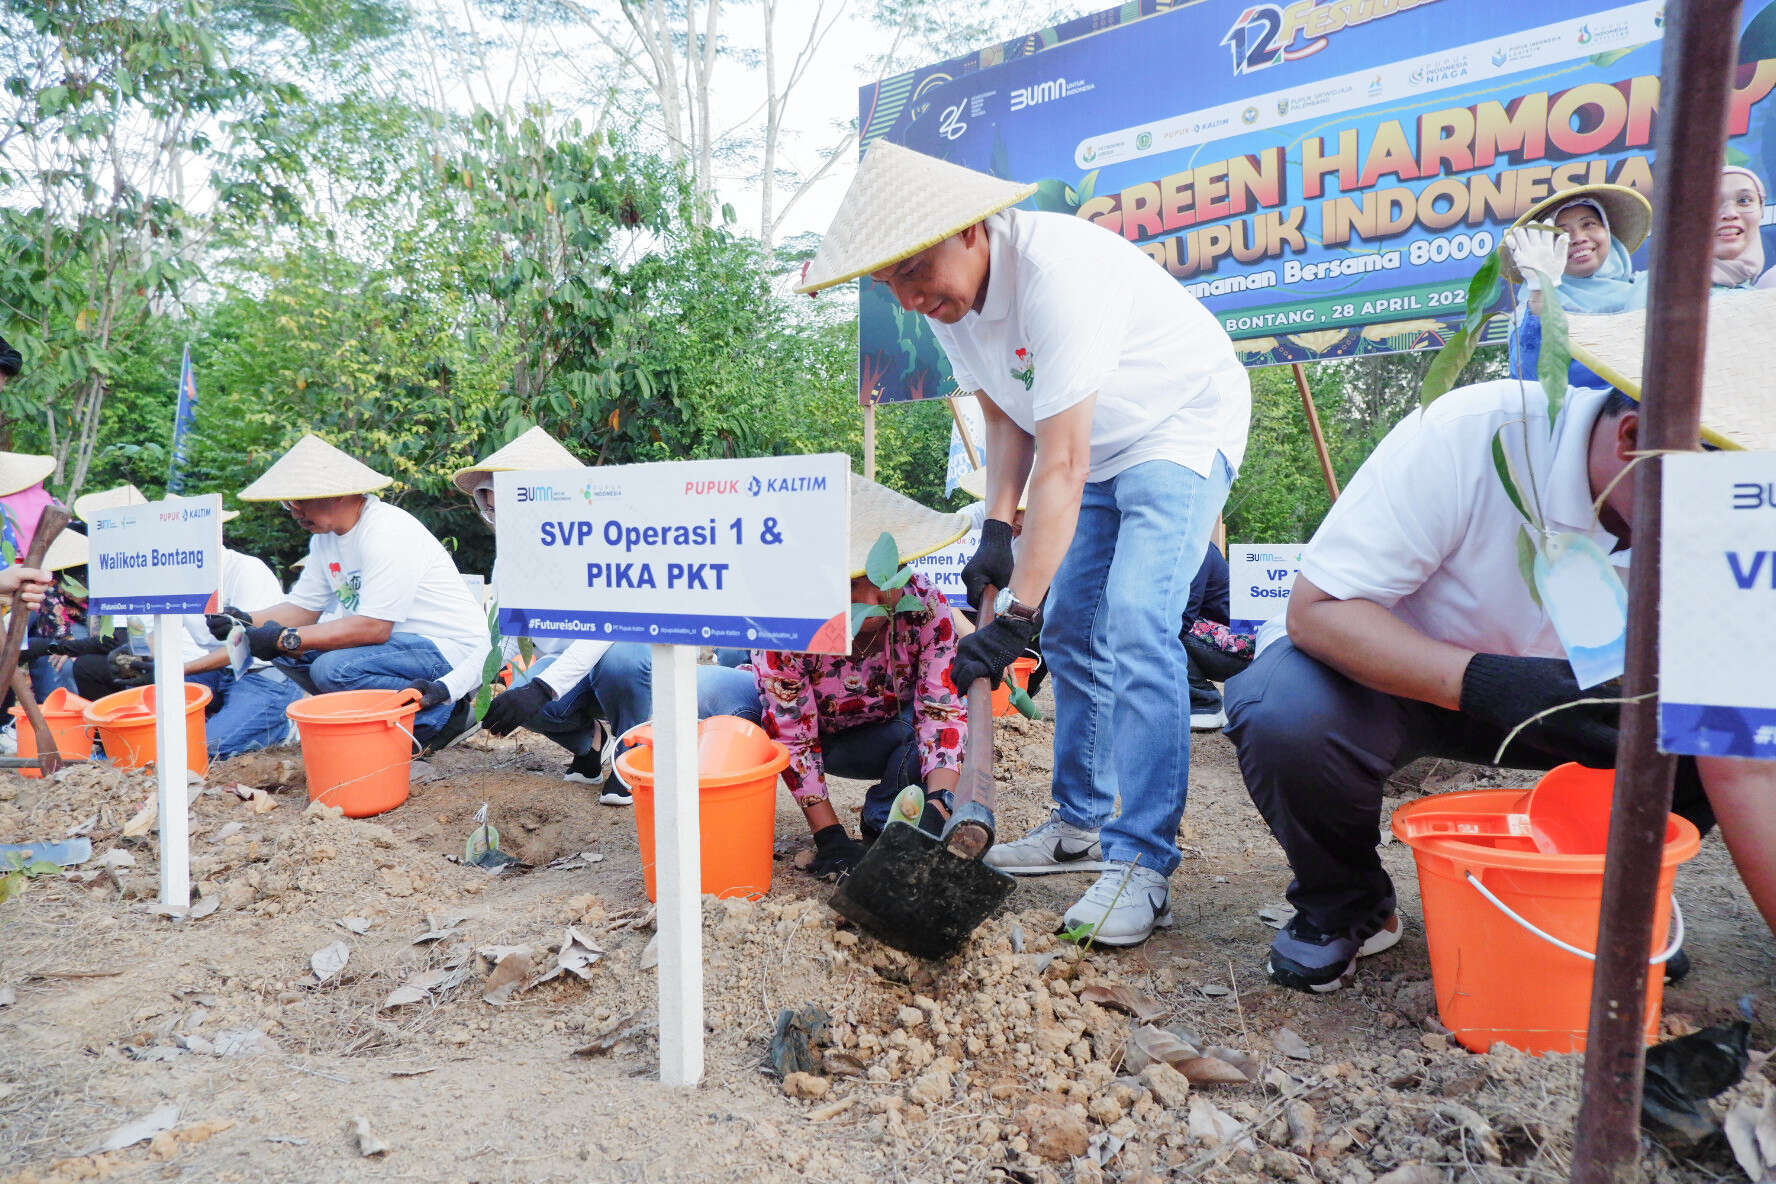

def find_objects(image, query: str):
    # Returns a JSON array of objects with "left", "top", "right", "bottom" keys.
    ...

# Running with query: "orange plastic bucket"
[
  {"left": 84, "top": 684, "right": 212, "bottom": 776},
  {"left": 10, "top": 687, "right": 94, "bottom": 777},
  {"left": 285, "top": 690, "right": 420, "bottom": 818},
  {"left": 616, "top": 715, "right": 789, "bottom": 901},
  {"left": 986, "top": 656, "right": 1040, "bottom": 717},
  {"left": 1392, "top": 770, "right": 1699, "bottom": 1055}
]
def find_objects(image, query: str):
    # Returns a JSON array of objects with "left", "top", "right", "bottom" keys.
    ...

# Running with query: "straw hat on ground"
[
  {"left": 237, "top": 435, "right": 393, "bottom": 502},
  {"left": 796, "top": 141, "right": 1037, "bottom": 295},
  {"left": 44, "top": 529, "right": 87, "bottom": 572},
  {"left": 0, "top": 452, "right": 54, "bottom": 498},
  {"left": 850, "top": 473, "right": 969, "bottom": 579},
  {"left": 451, "top": 426, "right": 583, "bottom": 495},
  {"left": 72, "top": 483, "right": 147, "bottom": 522},
  {"left": 1503, "top": 184, "right": 1652, "bottom": 284},
  {"left": 954, "top": 465, "right": 1031, "bottom": 509},
  {"left": 1566, "top": 288, "right": 1776, "bottom": 451}
]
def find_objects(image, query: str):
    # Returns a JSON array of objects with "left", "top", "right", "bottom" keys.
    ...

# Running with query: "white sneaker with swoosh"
[{"left": 984, "top": 813, "right": 1112, "bottom": 874}]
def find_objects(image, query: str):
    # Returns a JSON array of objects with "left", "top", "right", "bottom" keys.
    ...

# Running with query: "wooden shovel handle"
[{"left": 955, "top": 586, "right": 998, "bottom": 817}]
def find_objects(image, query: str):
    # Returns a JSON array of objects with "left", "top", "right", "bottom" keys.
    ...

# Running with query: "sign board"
[
  {"left": 1229, "top": 543, "right": 1305, "bottom": 632},
  {"left": 858, "top": 0, "right": 1776, "bottom": 402},
  {"left": 1658, "top": 453, "right": 1776, "bottom": 761},
  {"left": 87, "top": 493, "right": 222, "bottom": 615},
  {"left": 492, "top": 454, "right": 851, "bottom": 652},
  {"left": 907, "top": 524, "right": 982, "bottom": 608}
]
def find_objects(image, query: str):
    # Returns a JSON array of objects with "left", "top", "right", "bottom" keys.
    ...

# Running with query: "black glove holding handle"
[
  {"left": 961, "top": 519, "right": 1015, "bottom": 611},
  {"left": 1459, "top": 653, "right": 1618, "bottom": 766},
  {"left": 482, "top": 679, "right": 556, "bottom": 736},
  {"left": 952, "top": 609, "right": 1039, "bottom": 692},
  {"left": 205, "top": 605, "right": 254, "bottom": 641}
]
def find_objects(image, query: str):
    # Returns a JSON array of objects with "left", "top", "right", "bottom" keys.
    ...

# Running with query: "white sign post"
[
  {"left": 1228, "top": 543, "right": 1306, "bottom": 632},
  {"left": 87, "top": 493, "right": 223, "bottom": 909},
  {"left": 1658, "top": 453, "right": 1776, "bottom": 760},
  {"left": 493, "top": 454, "right": 850, "bottom": 1084}
]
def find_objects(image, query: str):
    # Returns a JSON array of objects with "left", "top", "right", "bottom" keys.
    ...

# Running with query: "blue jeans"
[
  {"left": 288, "top": 634, "right": 454, "bottom": 732},
  {"left": 821, "top": 703, "right": 926, "bottom": 835},
  {"left": 208, "top": 667, "right": 306, "bottom": 758},
  {"left": 529, "top": 642, "right": 763, "bottom": 758},
  {"left": 30, "top": 654, "right": 78, "bottom": 701},
  {"left": 1045, "top": 456, "right": 1232, "bottom": 876}
]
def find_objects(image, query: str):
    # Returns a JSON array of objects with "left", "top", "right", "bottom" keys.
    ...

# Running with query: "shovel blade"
[{"left": 828, "top": 824, "right": 1016, "bottom": 960}]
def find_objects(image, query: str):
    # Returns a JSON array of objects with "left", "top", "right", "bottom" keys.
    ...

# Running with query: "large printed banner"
[
  {"left": 859, "top": 0, "right": 1776, "bottom": 404},
  {"left": 492, "top": 454, "right": 852, "bottom": 654}
]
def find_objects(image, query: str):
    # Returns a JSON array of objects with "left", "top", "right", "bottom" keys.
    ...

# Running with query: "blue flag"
[{"left": 168, "top": 343, "right": 197, "bottom": 494}]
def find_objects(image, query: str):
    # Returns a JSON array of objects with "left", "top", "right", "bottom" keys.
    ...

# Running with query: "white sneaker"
[
  {"left": 1062, "top": 862, "right": 1174, "bottom": 947},
  {"left": 1190, "top": 708, "right": 1228, "bottom": 731},
  {"left": 984, "top": 813, "right": 1111, "bottom": 874}
]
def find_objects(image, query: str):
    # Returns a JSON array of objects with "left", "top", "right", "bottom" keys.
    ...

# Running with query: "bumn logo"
[{"left": 1010, "top": 77, "right": 1068, "bottom": 112}]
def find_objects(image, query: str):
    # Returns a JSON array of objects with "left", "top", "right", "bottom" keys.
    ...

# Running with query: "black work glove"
[
  {"left": 951, "top": 613, "right": 1040, "bottom": 692},
  {"left": 106, "top": 645, "right": 154, "bottom": 687},
  {"left": 22, "top": 638, "right": 58, "bottom": 664},
  {"left": 807, "top": 824, "right": 867, "bottom": 880},
  {"left": 1459, "top": 653, "right": 1618, "bottom": 766},
  {"left": 205, "top": 606, "right": 253, "bottom": 641},
  {"left": 403, "top": 678, "right": 451, "bottom": 710},
  {"left": 245, "top": 621, "right": 288, "bottom": 661},
  {"left": 481, "top": 679, "right": 555, "bottom": 736},
  {"left": 961, "top": 518, "right": 1016, "bottom": 611},
  {"left": 50, "top": 633, "right": 117, "bottom": 658}
]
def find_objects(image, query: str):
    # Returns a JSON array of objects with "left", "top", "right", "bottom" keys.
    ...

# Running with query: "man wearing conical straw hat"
[
  {"left": 751, "top": 474, "right": 970, "bottom": 878},
  {"left": 1225, "top": 292, "right": 1776, "bottom": 994},
  {"left": 801, "top": 141, "right": 1252, "bottom": 944},
  {"left": 438, "top": 426, "right": 762, "bottom": 803},
  {"left": 222, "top": 434, "right": 491, "bottom": 755}
]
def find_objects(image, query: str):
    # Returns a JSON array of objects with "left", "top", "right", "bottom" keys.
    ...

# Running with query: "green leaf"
[
  {"left": 850, "top": 602, "right": 888, "bottom": 633},
  {"left": 1422, "top": 323, "right": 1481, "bottom": 406},
  {"left": 1491, "top": 426, "right": 1539, "bottom": 529},
  {"left": 0, "top": 870, "right": 23, "bottom": 905},
  {"left": 1007, "top": 684, "right": 1042, "bottom": 719},
  {"left": 57, "top": 572, "right": 88, "bottom": 598},
  {"left": 1460, "top": 250, "right": 1504, "bottom": 341},
  {"left": 865, "top": 531, "right": 900, "bottom": 588},
  {"left": 1516, "top": 527, "right": 1544, "bottom": 611},
  {"left": 880, "top": 567, "right": 912, "bottom": 590},
  {"left": 1531, "top": 271, "right": 1571, "bottom": 432},
  {"left": 893, "top": 598, "right": 924, "bottom": 614}
]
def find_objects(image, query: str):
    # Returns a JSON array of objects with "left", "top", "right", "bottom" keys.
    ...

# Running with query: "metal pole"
[
  {"left": 862, "top": 399, "right": 877, "bottom": 482},
  {"left": 1290, "top": 363, "right": 1340, "bottom": 501},
  {"left": 1570, "top": 5, "right": 1740, "bottom": 1182}
]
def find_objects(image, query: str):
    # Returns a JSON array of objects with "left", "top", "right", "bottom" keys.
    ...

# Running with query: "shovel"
[{"left": 827, "top": 589, "right": 1016, "bottom": 959}]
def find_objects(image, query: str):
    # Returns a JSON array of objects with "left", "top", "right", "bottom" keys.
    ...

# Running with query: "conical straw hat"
[
  {"left": 797, "top": 141, "right": 1037, "bottom": 295},
  {"left": 955, "top": 465, "right": 1031, "bottom": 509},
  {"left": 452, "top": 426, "right": 584, "bottom": 495},
  {"left": 72, "top": 483, "right": 147, "bottom": 522},
  {"left": 1503, "top": 184, "right": 1651, "bottom": 284},
  {"left": 0, "top": 451, "right": 54, "bottom": 498},
  {"left": 1566, "top": 288, "right": 1776, "bottom": 451},
  {"left": 220, "top": 508, "right": 240, "bottom": 523},
  {"left": 237, "top": 434, "right": 393, "bottom": 501},
  {"left": 849, "top": 473, "right": 969, "bottom": 579},
  {"left": 43, "top": 528, "right": 88, "bottom": 572}
]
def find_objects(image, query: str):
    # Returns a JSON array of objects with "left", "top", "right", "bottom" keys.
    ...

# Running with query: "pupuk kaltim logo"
[{"left": 1009, "top": 347, "right": 1036, "bottom": 391}]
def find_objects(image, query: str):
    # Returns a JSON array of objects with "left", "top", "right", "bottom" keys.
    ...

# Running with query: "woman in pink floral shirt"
[{"left": 753, "top": 567, "right": 968, "bottom": 879}]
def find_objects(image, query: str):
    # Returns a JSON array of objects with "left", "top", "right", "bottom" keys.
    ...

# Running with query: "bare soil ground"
[{"left": 1, "top": 685, "right": 1771, "bottom": 1184}]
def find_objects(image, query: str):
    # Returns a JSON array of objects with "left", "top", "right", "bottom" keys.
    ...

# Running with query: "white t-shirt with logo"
[
  {"left": 287, "top": 497, "right": 489, "bottom": 671},
  {"left": 1257, "top": 381, "right": 1627, "bottom": 657},
  {"left": 931, "top": 209, "right": 1250, "bottom": 483}
]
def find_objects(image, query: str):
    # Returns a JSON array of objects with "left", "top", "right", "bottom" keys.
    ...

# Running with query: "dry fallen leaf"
[
  {"left": 379, "top": 968, "right": 455, "bottom": 1011},
  {"left": 1201, "top": 1046, "right": 1260, "bottom": 1081},
  {"left": 1186, "top": 1095, "right": 1250, "bottom": 1149},
  {"left": 482, "top": 951, "right": 534, "bottom": 1005},
  {"left": 337, "top": 917, "right": 372, "bottom": 936},
  {"left": 348, "top": 1115, "right": 388, "bottom": 1157},
  {"left": 1257, "top": 903, "right": 1295, "bottom": 929},
  {"left": 248, "top": 790, "right": 279, "bottom": 815},
  {"left": 1272, "top": 1026, "right": 1314, "bottom": 1060},
  {"left": 122, "top": 800, "right": 157, "bottom": 837},
  {"left": 532, "top": 927, "right": 603, "bottom": 985},
  {"left": 640, "top": 934, "right": 659, "bottom": 970},
  {"left": 1177, "top": 1055, "right": 1252, "bottom": 1086},
  {"left": 1124, "top": 1024, "right": 1198, "bottom": 1074},
  {"left": 186, "top": 895, "right": 220, "bottom": 920},
  {"left": 1726, "top": 1098, "right": 1769, "bottom": 1183},
  {"left": 209, "top": 821, "right": 245, "bottom": 844},
  {"left": 1373, "top": 1168, "right": 1447, "bottom": 1184},
  {"left": 1200, "top": 983, "right": 1230, "bottom": 998},
  {"left": 1079, "top": 983, "right": 1167, "bottom": 1023},
  {"left": 1285, "top": 1099, "right": 1317, "bottom": 1155},
  {"left": 311, "top": 941, "right": 350, "bottom": 984},
  {"left": 99, "top": 1103, "right": 180, "bottom": 1152}
]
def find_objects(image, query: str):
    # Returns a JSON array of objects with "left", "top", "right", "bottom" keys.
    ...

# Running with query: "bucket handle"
[{"left": 1463, "top": 871, "right": 1684, "bottom": 964}]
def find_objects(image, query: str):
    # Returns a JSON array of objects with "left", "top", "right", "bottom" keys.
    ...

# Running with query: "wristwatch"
[
  {"left": 993, "top": 587, "right": 1041, "bottom": 626},
  {"left": 276, "top": 627, "right": 304, "bottom": 655}
]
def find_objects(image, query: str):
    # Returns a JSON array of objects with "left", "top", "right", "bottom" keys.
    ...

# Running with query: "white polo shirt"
[
  {"left": 931, "top": 209, "right": 1250, "bottom": 482},
  {"left": 1260, "top": 381, "right": 1627, "bottom": 657},
  {"left": 287, "top": 496, "right": 489, "bottom": 671}
]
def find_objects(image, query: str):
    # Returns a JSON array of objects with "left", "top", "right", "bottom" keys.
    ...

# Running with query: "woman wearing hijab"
[
  {"left": 751, "top": 476, "right": 970, "bottom": 880},
  {"left": 1713, "top": 166, "right": 1776, "bottom": 289},
  {"left": 1501, "top": 184, "right": 1651, "bottom": 383}
]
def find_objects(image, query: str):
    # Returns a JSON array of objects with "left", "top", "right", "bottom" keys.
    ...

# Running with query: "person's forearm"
[
  {"left": 978, "top": 396, "right": 1035, "bottom": 525},
  {"left": 1008, "top": 459, "right": 1087, "bottom": 605},
  {"left": 184, "top": 648, "right": 230, "bottom": 675},
  {"left": 246, "top": 601, "right": 321, "bottom": 628},
  {"left": 1697, "top": 756, "right": 1776, "bottom": 937},
  {"left": 292, "top": 615, "right": 394, "bottom": 651},
  {"left": 1286, "top": 578, "right": 1474, "bottom": 711}
]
